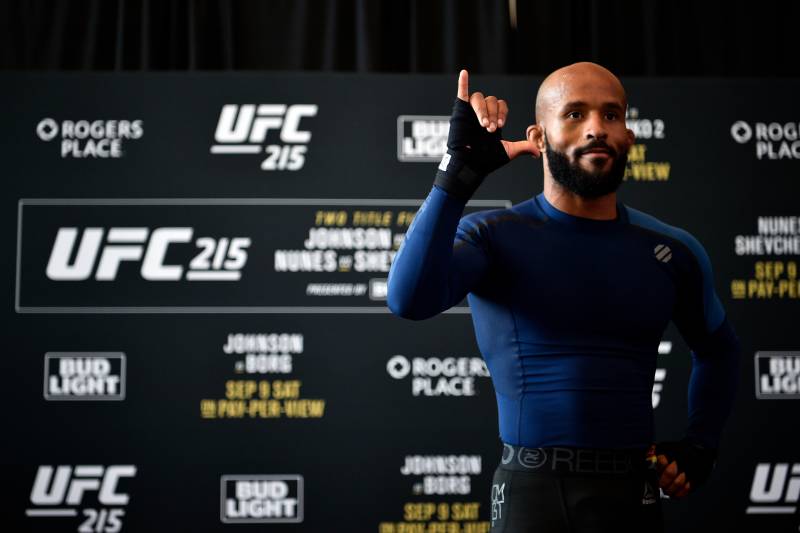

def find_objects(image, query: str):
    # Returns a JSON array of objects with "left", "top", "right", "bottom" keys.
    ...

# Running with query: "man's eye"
[
  {"left": 605, "top": 112, "right": 618, "bottom": 120},
  {"left": 567, "top": 111, "right": 582, "bottom": 119}
]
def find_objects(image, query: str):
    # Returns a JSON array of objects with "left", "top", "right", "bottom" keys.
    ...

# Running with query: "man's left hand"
[
  {"left": 656, "top": 454, "right": 691, "bottom": 498},
  {"left": 654, "top": 438, "right": 718, "bottom": 499}
]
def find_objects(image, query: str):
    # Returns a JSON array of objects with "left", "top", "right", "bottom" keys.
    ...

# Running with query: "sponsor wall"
[{"left": 1, "top": 73, "right": 798, "bottom": 532}]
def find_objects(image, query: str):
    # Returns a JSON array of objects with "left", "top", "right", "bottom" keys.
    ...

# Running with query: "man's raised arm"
[{"left": 387, "top": 70, "right": 538, "bottom": 320}]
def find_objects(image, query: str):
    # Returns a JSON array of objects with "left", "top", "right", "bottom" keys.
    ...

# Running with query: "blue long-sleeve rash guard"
[{"left": 388, "top": 185, "right": 740, "bottom": 451}]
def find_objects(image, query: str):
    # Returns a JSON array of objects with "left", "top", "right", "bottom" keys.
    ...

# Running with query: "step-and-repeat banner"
[{"left": 1, "top": 73, "right": 798, "bottom": 532}]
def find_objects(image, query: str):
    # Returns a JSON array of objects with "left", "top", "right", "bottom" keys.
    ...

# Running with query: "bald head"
[{"left": 535, "top": 62, "right": 627, "bottom": 124}]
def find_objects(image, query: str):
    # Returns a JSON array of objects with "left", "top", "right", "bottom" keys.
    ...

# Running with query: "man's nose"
[{"left": 584, "top": 112, "right": 608, "bottom": 141}]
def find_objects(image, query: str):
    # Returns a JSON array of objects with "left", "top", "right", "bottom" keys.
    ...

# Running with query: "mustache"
[{"left": 574, "top": 140, "right": 617, "bottom": 158}]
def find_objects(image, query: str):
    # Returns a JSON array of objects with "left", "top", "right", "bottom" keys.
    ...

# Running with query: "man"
[{"left": 386, "top": 63, "right": 740, "bottom": 532}]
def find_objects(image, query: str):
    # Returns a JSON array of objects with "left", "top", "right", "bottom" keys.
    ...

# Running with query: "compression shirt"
[{"left": 387, "top": 185, "right": 740, "bottom": 450}]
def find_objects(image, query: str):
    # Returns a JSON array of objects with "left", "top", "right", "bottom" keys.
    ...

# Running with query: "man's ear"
[
  {"left": 625, "top": 127, "right": 635, "bottom": 149},
  {"left": 527, "top": 124, "right": 544, "bottom": 153}
]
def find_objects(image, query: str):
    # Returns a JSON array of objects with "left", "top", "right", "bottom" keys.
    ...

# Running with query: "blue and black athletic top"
[{"left": 387, "top": 185, "right": 740, "bottom": 450}]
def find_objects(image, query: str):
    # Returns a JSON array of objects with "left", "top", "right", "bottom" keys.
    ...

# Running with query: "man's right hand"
[
  {"left": 456, "top": 69, "right": 540, "bottom": 161},
  {"left": 434, "top": 69, "right": 540, "bottom": 201}
]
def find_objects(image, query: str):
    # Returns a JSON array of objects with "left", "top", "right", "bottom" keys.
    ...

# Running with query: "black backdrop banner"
[{"left": 2, "top": 73, "right": 799, "bottom": 532}]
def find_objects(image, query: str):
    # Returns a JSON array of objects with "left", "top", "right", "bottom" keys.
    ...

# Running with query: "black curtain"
[{"left": 1, "top": 0, "right": 798, "bottom": 76}]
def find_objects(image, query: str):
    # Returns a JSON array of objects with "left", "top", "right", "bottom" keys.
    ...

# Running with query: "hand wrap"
[
  {"left": 655, "top": 438, "right": 718, "bottom": 487},
  {"left": 434, "top": 98, "right": 510, "bottom": 201}
]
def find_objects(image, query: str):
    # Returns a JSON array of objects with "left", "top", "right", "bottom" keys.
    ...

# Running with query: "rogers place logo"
[
  {"left": 36, "top": 118, "right": 143, "bottom": 158},
  {"left": 730, "top": 120, "right": 800, "bottom": 159},
  {"left": 386, "top": 354, "right": 490, "bottom": 397}
]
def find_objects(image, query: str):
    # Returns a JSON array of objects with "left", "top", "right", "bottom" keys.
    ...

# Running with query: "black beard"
[{"left": 545, "top": 136, "right": 628, "bottom": 199}]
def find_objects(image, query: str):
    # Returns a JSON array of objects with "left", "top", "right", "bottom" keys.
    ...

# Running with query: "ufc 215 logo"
[
  {"left": 747, "top": 463, "right": 800, "bottom": 515},
  {"left": 211, "top": 104, "right": 317, "bottom": 171},
  {"left": 46, "top": 227, "right": 250, "bottom": 281},
  {"left": 27, "top": 465, "right": 136, "bottom": 532}
]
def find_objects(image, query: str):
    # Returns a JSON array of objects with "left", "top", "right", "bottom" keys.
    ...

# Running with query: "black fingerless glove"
[
  {"left": 434, "top": 98, "right": 510, "bottom": 202},
  {"left": 655, "top": 438, "right": 718, "bottom": 487}
]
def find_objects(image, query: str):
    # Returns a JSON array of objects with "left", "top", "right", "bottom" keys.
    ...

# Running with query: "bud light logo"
[
  {"left": 755, "top": 352, "right": 800, "bottom": 399},
  {"left": 44, "top": 353, "right": 126, "bottom": 401},
  {"left": 220, "top": 475, "right": 303, "bottom": 523}
]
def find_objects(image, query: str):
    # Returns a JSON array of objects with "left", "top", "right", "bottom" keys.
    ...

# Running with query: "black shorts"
[{"left": 489, "top": 444, "right": 664, "bottom": 533}]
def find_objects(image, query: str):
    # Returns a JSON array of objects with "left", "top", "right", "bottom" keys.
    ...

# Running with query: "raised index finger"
[{"left": 457, "top": 69, "right": 469, "bottom": 101}]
